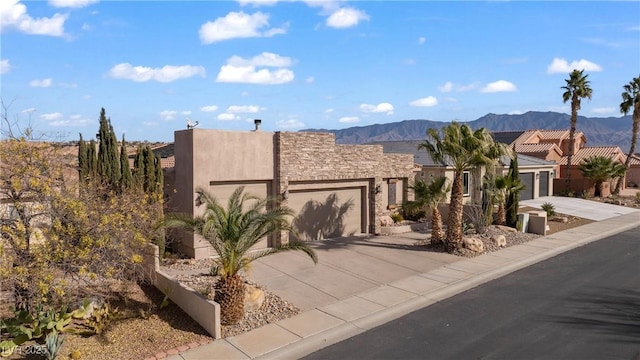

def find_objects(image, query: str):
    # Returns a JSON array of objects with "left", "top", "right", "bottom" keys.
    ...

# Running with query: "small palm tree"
[
  {"left": 419, "top": 122, "right": 510, "bottom": 252},
  {"left": 614, "top": 75, "right": 640, "bottom": 194},
  {"left": 579, "top": 156, "right": 627, "bottom": 197},
  {"left": 493, "top": 175, "right": 509, "bottom": 226},
  {"left": 162, "top": 186, "right": 318, "bottom": 324},
  {"left": 562, "top": 69, "right": 593, "bottom": 187},
  {"left": 405, "top": 176, "right": 451, "bottom": 245}
]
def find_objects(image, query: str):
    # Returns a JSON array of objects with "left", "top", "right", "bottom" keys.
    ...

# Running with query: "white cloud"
[
  {"left": 508, "top": 110, "right": 527, "bottom": 115},
  {"left": 591, "top": 107, "right": 616, "bottom": 115},
  {"left": 1, "top": 0, "right": 67, "bottom": 37},
  {"left": 546, "top": 57, "right": 603, "bottom": 74},
  {"left": 237, "top": 0, "right": 280, "bottom": 6},
  {"left": 218, "top": 113, "right": 240, "bottom": 121},
  {"left": 326, "top": 7, "right": 369, "bottom": 28},
  {"left": 241, "top": 91, "right": 249, "bottom": 96},
  {"left": 143, "top": 121, "right": 158, "bottom": 127},
  {"left": 418, "top": 36, "right": 426, "bottom": 44},
  {"left": 29, "top": 78, "right": 52, "bottom": 87},
  {"left": 39, "top": 112, "right": 63, "bottom": 120},
  {"left": 305, "top": 76, "right": 315, "bottom": 84},
  {"left": 59, "top": 82, "right": 78, "bottom": 88},
  {"left": 338, "top": 116, "right": 359, "bottom": 123},
  {"left": 227, "top": 52, "right": 293, "bottom": 67},
  {"left": 548, "top": 105, "right": 570, "bottom": 113},
  {"left": 48, "top": 0, "right": 99, "bottom": 8},
  {"left": 324, "top": 108, "right": 334, "bottom": 114},
  {"left": 108, "top": 63, "right": 206, "bottom": 83},
  {"left": 216, "top": 52, "right": 295, "bottom": 85},
  {"left": 438, "top": 81, "right": 478, "bottom": 93},
  {"left": 21, "top": 108, "right": 36, "bottom": 114},
  {"left": 360, "top": 102, "right": 394, "bottom": 115},
  {"left": 0, "top": 59, "right": 10, "bottom": 74},
  {"left": 199, "top": 11, "right": 286, "bottom": 44},
  {"left": 200, "top": 105, "right": 219, "bottom": 112},
  {"left": 227, "top": 105, "right": 262, "bottom": 113},
  {"left": 410, "top": 96, "right": 438, "bottom": 107},
  {"left": 182, "top": 110, "right": 192, "bottom": 115},
  {"left": 481, "top": 80, "right": 517, "bottom": 93},
  {"left": 277, "top": 119, "right": 305, "bottom": 129},
  {"left": 160, "top": 110, "right": 177, "bottom": 121}
]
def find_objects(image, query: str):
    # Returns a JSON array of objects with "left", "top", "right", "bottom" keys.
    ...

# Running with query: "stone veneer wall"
[{"left": 274, "top": 132, "right": 415, "bottom": 237}]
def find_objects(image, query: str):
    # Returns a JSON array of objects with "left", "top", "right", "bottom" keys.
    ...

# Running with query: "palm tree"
[
  {"left": 493, "top": 175, "right": 509, "bottom": 226},
  {"left": 579, "top": 156, "right": 627, "bottom": 197},
  {"left": 613, "top": 75, "right": 640, "bottom": 194},
  {"left": 562, "top": 69, "right": 593, "bottom": 188},
  {"left": 419, "top": 122, "right": 510, "bottom": 252},
  {"left": 162, "top": 186, "right": 318, "bottom": 324},
  {"left": 404, "top": 176, "right": 451, "bottom": 245}
]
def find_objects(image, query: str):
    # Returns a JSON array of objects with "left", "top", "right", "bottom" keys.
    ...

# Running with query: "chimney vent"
[{"left": 254, "top": 119, "right": 262, "bottom": 131}]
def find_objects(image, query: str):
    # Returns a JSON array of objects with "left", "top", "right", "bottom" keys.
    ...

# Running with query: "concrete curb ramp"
[{"left": 167, "top": 211, "right": 640, "bottom": 360}]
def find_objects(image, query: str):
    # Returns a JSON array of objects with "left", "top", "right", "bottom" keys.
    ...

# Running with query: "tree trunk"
[
  {"left": 565, "top": 100, "right": 578, "bottom": 189},
  {"left": 495, "top": 203, "right": 506, "bottom": 225},
  {"left": 430, "top": 207, "right": 444, "bottom": 245},
  {"left": 614, "top": 106, "right": 639, "bottom": 194},
  {"left": 445, "top": 171, "right": 464, "bottom": 253},
  {"left": 214, "top": 275, "right": 246, "bottom": 325}
]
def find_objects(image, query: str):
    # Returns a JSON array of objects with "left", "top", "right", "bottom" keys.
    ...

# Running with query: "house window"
[
  {"left": 463, "top": 171, "right": 470, "bottom": 196},
  {"left": 388, "top": 180, "right": 397, "bottom": 206}
]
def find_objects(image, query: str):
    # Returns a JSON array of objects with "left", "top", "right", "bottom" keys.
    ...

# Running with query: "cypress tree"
[
  {"left": 143, "top": 146, "right": 156, "bottom": 194},
  {"left": 78, "top": 133, "right": 88, "bottom": 183},
  {"left": 154, "top": 154, "right": 163, "bottom": 197},
  {"left": 505, "top": 157, "right": 520, "bottom": 228},
  {"left": 119, "top": 135, "right": 133, "bottom": 190},
  {"left": 133, "top": 145, "right": 144, "bottom": 188},
  {"left": 96, "top": 108, "right": 121, "bottom": 189},
  {"left": 108, "top": 122, "right": 121, "bottom": 186},
  {"left": 87, "top": 140, "right": 97, "bottom": 180}
]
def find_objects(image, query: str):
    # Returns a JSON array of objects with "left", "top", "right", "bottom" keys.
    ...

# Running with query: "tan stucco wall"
[{"left": 172, "top": 129, "right": 276, "bottom": 257}]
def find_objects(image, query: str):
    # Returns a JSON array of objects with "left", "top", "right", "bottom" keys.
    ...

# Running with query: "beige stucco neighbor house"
[
  {"left": 369, "top": 140, "right": 556, "bottom": 202},
  {"left": 165, "top": 128, "right": 415, "bottom": 259}
]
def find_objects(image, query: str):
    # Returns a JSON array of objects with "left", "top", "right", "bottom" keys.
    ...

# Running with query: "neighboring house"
[
  {"left": 368, "top": 140, "right": 555, "bottom": 203},
  {"left": 627, "top": 154, "right": 640, "bottom": 188},
  {"left": 165, "top": 128, "right": 415, "bottom": 259},
  {"left": 494, "top": 129, "right": 634, "bottom": 195}
]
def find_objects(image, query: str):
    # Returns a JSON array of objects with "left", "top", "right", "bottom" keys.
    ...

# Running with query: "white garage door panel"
[
  {"left": 289, "top": 187, "right": 363, "bottom": 241},
  {"left": 208, "top": 182, "right": 269, "bottom": 249}
]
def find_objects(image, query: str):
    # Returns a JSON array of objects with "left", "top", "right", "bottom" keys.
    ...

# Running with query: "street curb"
[{"left": 256, "top": 216, "right": 639, "bottom": 360}]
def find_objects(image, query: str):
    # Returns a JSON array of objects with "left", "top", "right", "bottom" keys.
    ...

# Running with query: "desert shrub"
[
  {"left": 400, "top": 204, "right": 426, "bottom": 221},
  {"left": 466, "top": 205, "right": 487, "bottom": 235},
  {"left": 541, "top": 202, "right": 556, "bottom": 217},
  {"left": 390, "top": 213, "right": 404, "bottom": 224},
  {"left": 636, "top": 192, "right": 640, "bottom": 204}
]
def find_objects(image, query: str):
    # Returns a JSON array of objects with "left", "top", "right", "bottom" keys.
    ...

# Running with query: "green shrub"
[
  {"left": 541, "top": 202, "right": 556, "bottom": 217},
  {"left": 400, "top": 204, "right": 426, "bottom": 222},
  {"left": 390, "top": 213, "right": 403, "bottom": 224}
]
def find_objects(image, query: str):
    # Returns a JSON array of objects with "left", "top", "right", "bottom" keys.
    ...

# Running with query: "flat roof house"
[{"left": 166, "top": 128, "right": 416, "bottom": 259}]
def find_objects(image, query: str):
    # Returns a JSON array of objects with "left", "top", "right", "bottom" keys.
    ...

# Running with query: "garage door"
[
  {"left": 208, "top": 182, "right": 269, "bottom": 248},
  {"left": 519, "top": 172, "right": 534, "bottom": 201},
  {"left": 288, "top": 187, "right": 364, "bottom": 241},
  {"left": 539, "top": 171, "right": 549, "bottom": 197}
]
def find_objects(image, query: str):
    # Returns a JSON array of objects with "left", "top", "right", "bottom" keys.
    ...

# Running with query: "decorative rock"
[
  {"left": 463, "top": 237, "right": 485, "bottom": 253},
  {"left": 491, "top": 234, "right": 507, "bottom": 247},
  {"left": 495, "top": 225, "right": 517, "bottom": 233},
  {"left": 244, "top": 284, "right": 265, "bottom": 311},
  {"left": 552, "top": 216, "right": 569, "bottom": 223},
  {"left": 379, "top": 215, "right": 393, "bottom": 227}
]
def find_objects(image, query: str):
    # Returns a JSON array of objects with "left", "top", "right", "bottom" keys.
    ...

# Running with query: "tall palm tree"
[
  {"left": 613, "top": 75, "right": 640, "bottom": 194},
  {"left": 162, "top": 186, "right": 318, "bottom": 324},
  {"left": 419, "top": 123, "right": 510, "bottom": 252},
  {"left": 562, "top": 69, "right": 593, "bottom": 188},
  {"left": 579, "top": 156, "right": 627, "bottom": 197},
  {"left": 404, "top": 176, "right": 451, "bottom": 245}
]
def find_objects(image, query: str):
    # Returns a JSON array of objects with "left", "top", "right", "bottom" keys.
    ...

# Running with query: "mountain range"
[{"left": 304, "top": 111, "right": 635, "bottom": 151}]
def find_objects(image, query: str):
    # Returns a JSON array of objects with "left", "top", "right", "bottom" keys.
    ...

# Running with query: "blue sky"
[{"left": 1, "top": 0, "right": 639, "bottom": 142}]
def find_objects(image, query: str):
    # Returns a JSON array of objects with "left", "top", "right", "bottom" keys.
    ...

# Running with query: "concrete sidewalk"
[{"left": 167, "top": 211, "right": 640, "bottom": 360}]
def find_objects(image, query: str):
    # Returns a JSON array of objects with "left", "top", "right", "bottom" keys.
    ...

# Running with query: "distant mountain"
[{"left": 303, "top": 111, "right": 634, "bottom": 150}]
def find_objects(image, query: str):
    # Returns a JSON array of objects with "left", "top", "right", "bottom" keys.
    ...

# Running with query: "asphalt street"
[{"left": 303, "top": 226, "right": 640, "bottom": 360}]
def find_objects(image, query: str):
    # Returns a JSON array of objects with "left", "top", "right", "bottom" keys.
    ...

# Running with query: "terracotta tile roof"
[
  {"left": 512, "top": 130, "right": 538, "bottom": 145},
  {"left": 558, "top": 146, "right": 624, "bottom": 165},
  {"left": 515, "top": 143, "right": 560, "bottom": 153},
  {"left": 536, "top": 130, "right": 569, "bottom": 140},
  {"left": 160, "top": 156, "right": 175, "bottom": 169}
]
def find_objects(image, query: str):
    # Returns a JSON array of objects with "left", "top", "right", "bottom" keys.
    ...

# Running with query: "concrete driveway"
[{"left": 521, "top": 196, "right": 639, "bottom": 221}]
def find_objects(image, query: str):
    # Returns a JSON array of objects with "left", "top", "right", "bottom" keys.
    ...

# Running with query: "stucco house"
[
  {"left": 164, "top": 128, "right": 415, "bottom": 259},
  {"left": 368, "top": 140, "right": 556, "bottom": 202}
]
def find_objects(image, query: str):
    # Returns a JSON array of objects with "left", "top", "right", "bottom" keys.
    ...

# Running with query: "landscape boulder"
[
  {"left": 463, "top": 237, "right": 485, "bottom": 253},
  {"left": 244, "top": 284, "right": 265, "bottom": 311},
  {"left": 495, "top": 225, "right": 517, "bottom": 233},
  {"left": 379, "top": 215, "right": 393, "bottom": 227},
  {"left": 491, "top": 234, "right": 507, "bottom": 247}
]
